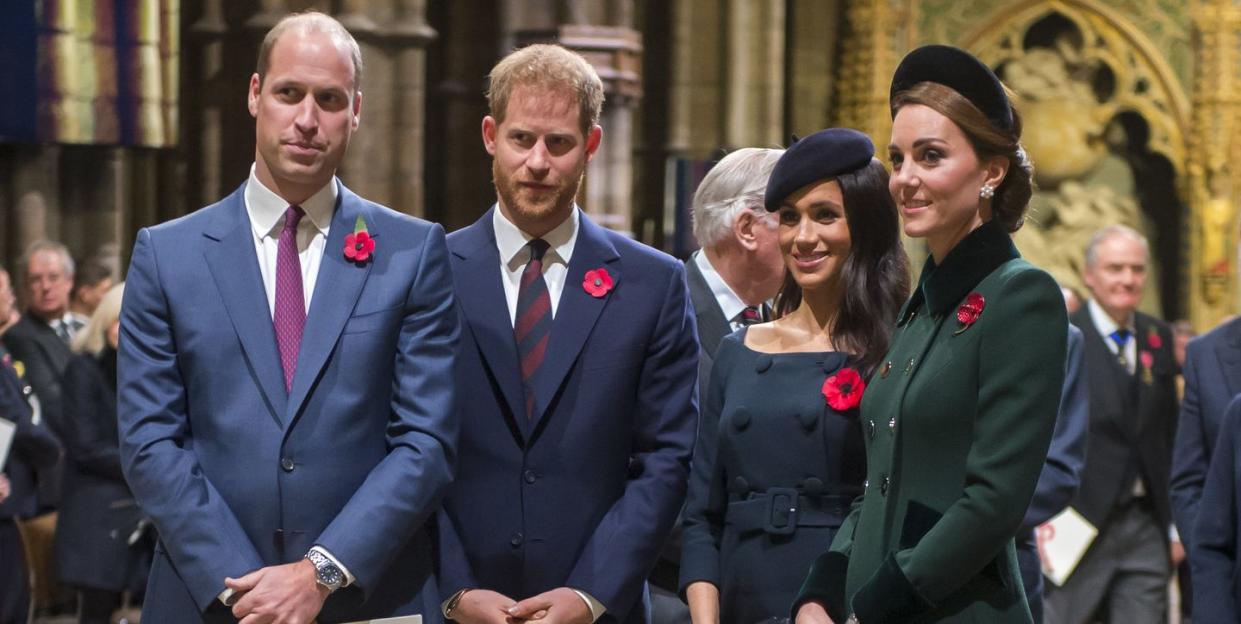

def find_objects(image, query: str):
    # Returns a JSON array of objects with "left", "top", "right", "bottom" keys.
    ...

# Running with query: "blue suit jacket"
[
  {"left": 1172, "top": 316, "right": 1241, "bottom": 551},
  {"left": 118, "top": 182, "right": 458, "bottom": 623},
  {"left": 1190, "top": 393, "right": 1241, "bottom": 623},
  {"left": 438, "top": 208, "right": 699, "bottom": 624}
]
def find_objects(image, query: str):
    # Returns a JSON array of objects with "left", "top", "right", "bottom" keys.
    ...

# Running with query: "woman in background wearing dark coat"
[
  {"left": 53, "top": 283, "right": 152, "bottom": 623},
  {"left": 680, "top": 128, "right": 909, "bottom": 624}
]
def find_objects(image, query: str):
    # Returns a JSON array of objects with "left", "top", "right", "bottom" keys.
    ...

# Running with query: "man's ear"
[
  {"left": 733, "top": 210, "right": 761, "bottom": 251},
  {"left": 351, "top": 90, "right": 363, "bottom": 131},
  {"left": 482, "top": 116, "right": 499, "bottom": 156},
  {"left": 248, "top": 74, "right": 261, "bottom": 118},
  {"left": 584, "top": 125, "right": 603, "bottom": 162}
]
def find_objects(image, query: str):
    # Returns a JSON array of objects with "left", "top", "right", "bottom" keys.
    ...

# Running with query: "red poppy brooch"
[
  {"left": 583, "top": 268, "right": 614, "bottom": 298},
  {"left": 823, "top": 367, "right": 865, "bottom": 411},
  {"left": 953, "top": 292, "right": 986, "bottom": 335},
  {"left": 344, "top": 216, "right": 375, "bottom": 264},
  {"left": 1146, "top": 327, "right": 1163, "bottom": 350}
]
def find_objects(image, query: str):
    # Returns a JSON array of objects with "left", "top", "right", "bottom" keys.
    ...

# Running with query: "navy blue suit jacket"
[
  {"left": 1172, "top": 316, "right": 1241, "bottom": 551},
  {"left": 118, "top": 182, "right": 458, "bottom": 622},
  {"left": 1190, "top": 393, "right": 1241, "bottom": 623},
  {"left": 438, "top": 208, "right": 699, "bottom": 624}
]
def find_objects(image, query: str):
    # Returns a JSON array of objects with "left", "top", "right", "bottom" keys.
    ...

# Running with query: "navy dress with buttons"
[{"left": 680, "top": 329, "right": 865, "bottom": 623}]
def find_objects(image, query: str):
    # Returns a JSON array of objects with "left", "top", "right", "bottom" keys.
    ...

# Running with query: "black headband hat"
[
  {"left": 889, "top": 44, "right": 1014, "bottom": 134},
  {"left": 763, "top": 128, "right": 875, "bottom": 212}
]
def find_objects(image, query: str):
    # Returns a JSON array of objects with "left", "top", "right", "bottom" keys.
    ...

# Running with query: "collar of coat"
[{"left": 900, "top": 219, "right": 1020, "bottom": 324}]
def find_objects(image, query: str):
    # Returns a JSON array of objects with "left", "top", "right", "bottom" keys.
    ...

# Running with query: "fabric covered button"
[
  {"left": 797, "top": 411, "right": 817, "bottom": 430},
  {"left": 754, "top": 354, "right": 773, "bottom": 373},
  {"left": 732, "top": 476, "right": 750, "bottom": 494},
  {"left": 802, "top": 477, "right": 824, "bottom": 494},
  {"left": 732, "top": 407, "right": 752, "bottom": 431}
]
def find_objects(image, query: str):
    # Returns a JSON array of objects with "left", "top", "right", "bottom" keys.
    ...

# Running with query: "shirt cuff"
[
  {"left": 311, "top": 545, "right": 356, "bottom": 587},
  {"left": 572, "top": 589, "right": 606, "bottom": 622},
  {"left": 1170, "top": 524, "right": 1180, "bottom": 542},
  {"left": 218, "top": 588, "right": 237, "bottom": 606}
]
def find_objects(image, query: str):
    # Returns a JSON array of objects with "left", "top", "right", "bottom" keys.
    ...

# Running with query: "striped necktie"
[{"left": 515, "top": 239, "right": 552, "bottom": 419}]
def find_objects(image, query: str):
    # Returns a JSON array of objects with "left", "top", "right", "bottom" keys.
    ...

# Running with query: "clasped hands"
[
  {"left": 452, "top": 587, "right": 593, "bottom": 624},
  {"left": 224, "top": 559, "right": 329, "bottom": 624}
]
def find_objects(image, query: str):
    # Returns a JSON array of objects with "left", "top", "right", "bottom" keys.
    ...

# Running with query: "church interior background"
[{"left": 1, "top": 0, "right": 1238, "bottom": 331}]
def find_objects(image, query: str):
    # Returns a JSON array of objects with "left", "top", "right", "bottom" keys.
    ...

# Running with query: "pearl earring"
[{"left": 979, "top": 183, "right": 995, "bottom": 199}]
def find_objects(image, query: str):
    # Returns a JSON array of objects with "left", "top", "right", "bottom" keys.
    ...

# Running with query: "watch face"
[{"left": 319, "top": 565, "right": 343, "bottom": 587}]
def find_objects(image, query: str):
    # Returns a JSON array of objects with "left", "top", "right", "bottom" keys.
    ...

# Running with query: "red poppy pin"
[
  {"left": 1146, "top": 327, "right": 1163, "bottom": 350},
  {"left": 583, "top": 268, "right": 614, "bottom": 298},
  {"left": 953, "top": 292, "right": 986, "bottom": 335},
  {"left": 344, "top": 216, "right": 375, "bottom": 264},
  {"left": 822, "top": 367, "right": 865, "bottom": 412}
]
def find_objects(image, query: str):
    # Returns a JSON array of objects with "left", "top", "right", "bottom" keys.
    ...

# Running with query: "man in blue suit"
[
  {"left": 1172, "top": 314, "right": 1241, "bottom": 553},
  {"left": 1189, "top": 393, "right": 1241, "bottom": 622},
  {"left": 118, "top": 12, "right": 457, "bottom": 624},
  {"left": 437, "top": 44, "right": 699, "bottom": 624}
]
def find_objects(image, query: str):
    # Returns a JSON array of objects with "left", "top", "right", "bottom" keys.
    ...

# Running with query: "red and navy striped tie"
[{"left": 515, "top": 239, "right": 552, "bottom": 419}]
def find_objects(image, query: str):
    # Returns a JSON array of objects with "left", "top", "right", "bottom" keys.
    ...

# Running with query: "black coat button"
[
  {"left": 281, "top": 457, "right": 295, "bottom": 472},
  {"left": 510, "top": 532, "right": 524, "bottom": 548},
  {"left": 754, "top": 355, "right": 773, "bottom": 373},
  {"left": 797, "top": 411, "right": 817, "bottom": 430},
  {"left": 732, "top": 407, "right": 751, "bottom": 431},
  {"left": 523, "top": 470, "right": 537, "bottom": 484}
]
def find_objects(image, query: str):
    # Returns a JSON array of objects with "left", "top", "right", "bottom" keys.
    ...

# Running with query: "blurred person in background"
[
  {"left": 66, "top": 259, "right": 114, "bottom": 331},
  {"left": 55, "top": 283, "right": 153, "bottom": 624}
]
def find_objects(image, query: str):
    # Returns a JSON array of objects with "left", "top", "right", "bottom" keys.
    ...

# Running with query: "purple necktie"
[
  {"left": 515, "top": 239, "right": 552, "bottom": 419},
  {"left": 274, "top": 205, "right": 306, "bottom": 392}
]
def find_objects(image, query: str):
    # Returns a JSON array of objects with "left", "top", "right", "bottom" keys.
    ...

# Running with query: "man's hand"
[
  {"left": 794, "top": 601, "right": 836, "bottom": 624},
  {"left": 225, "top": 559, "right": 328, "bottom": 624},
  {"left": 0, "top": 474, "right": 10, "bottom": 504},
  {"left": 1171, "top": 539, "right": 1187, "bottom": 568},
  {"left": 449, "top": 589, "right": 517, "bottom": 624},
  {"left": 506, "top": 587, "right": 592, "bottom": 624}
]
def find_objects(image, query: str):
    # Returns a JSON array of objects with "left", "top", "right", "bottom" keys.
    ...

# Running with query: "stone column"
[{"left": 723, "top": 0, "right": 784, "bottom": 149}]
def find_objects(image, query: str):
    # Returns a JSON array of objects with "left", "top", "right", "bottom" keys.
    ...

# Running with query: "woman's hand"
[
  {"left": 794, "top": 600, "right": 835, "bottom": 624},
  {"left": 685, "top": 581, "right": 720, "bottom": 624}
]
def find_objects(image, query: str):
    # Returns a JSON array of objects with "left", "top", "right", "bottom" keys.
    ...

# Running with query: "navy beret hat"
[
  {"left": 889, "top": 44, "right": 1014, "bottom": 134},
  {"left": 763, "top": 128, "right": 875, "bottom": 211}
]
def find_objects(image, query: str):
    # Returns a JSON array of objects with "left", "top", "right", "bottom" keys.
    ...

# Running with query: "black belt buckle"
[{"left": 765, "top": 487, "right": 799, "bottom": 535}]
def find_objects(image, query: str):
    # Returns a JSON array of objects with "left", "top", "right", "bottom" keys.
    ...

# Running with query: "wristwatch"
[
  {"left": 443, "top": 588, "right": 471, "bottom": 620},
  {"left": 305, "top": 549, "right": 345, "bottom": 593}
]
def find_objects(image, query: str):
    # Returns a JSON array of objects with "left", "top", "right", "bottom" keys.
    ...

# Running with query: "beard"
[{"left": 493, "top": 159, "right": 584, "bottom": 228}]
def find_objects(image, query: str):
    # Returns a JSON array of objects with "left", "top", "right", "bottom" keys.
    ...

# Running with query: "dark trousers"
[{"left": 0, "top": 520, "right": 29, "bottom": 624}]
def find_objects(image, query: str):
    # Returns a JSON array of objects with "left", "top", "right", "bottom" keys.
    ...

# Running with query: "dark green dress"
[{"left": 794, "top": 221, "right": 1068, "bottom": 623}]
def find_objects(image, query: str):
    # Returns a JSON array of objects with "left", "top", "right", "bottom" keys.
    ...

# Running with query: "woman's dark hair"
[
  {"left": 773, "top": 159, "right": 911, "bottom": 376},
  {"left": 891, "top": 81, "right": 1033, "bottom": 233}
]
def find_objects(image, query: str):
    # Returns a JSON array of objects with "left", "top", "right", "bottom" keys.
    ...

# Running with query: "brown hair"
[
  {"left": 487, "top": 44, "right": 605, "bottom": 136},
  {"left": 891, "top": 81, "right": 1033, "bottom": 232},
  {"left": 256, "top": 12, "right": 364, "bottom": 92}
]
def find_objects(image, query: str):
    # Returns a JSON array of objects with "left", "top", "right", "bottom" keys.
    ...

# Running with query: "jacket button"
[
  {"left": 510, "top": 532, "right": 524, "bottom": 548},
  {"left": 523, "top": 470, "right": 537, "bottom": 484},
  {"left": 904, "top": 358, "right": 916, "bottom": 374},
  {"left": 880, "top": 475, "right": 891, "bottom": 496},
  {"left": 280, "top": 457, "right": 295, "bottom": 472},
  {"left": 888, "top": 417, "right": 896, "bottom": 432}
]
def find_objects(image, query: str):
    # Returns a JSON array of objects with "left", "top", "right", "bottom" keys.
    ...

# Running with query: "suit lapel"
[
  {"left": 286, "top": 183, "right": 372, "bottom": 425},
  {"left": 202, "top": 185, "right": 288, "bottom": 427},
  {"left": 451, "top": 211, "right": 527, "bottom": 432},
  {"left": 528, "top": 215, "right": 620, "bottom": 429},
  {"left": 685, "top": 256, "right": 731, "bottom": 357}
]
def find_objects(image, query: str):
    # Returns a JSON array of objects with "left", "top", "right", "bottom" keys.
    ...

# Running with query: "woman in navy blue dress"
[{"left": 681, "top": 128, "right": 909, "bottom": 624}]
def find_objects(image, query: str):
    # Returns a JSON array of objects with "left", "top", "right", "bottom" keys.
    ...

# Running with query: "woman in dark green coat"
[{"left": 793, "top": 45, "right": 1068, "bottom": 623}]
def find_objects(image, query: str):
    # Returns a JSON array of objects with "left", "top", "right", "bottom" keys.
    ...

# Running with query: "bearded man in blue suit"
[
  {"left": 118, "top": 12, "right": 457, "bottom": 624},
  {"left": 437, "top": 44, "right": 699, "bottom": 624}
]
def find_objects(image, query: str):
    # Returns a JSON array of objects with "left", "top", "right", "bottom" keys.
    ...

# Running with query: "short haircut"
[
  {"left": 691, "top": 148, "right": 784, "bottom": 248},
  {"left": 256, "top": 11, "right": 363, "bottom": 92},
  {"left": 1084, "top": 224, "right": 1149, "bottom": 268},
  {"left": 73, "top": 258, "right": 113, "bottom": 293},
  {"left": 21, "top": 240, "right": 74, "bottom": 279},
  {"left": 487, "top": 44, "right": 604, "bottom": 136}
]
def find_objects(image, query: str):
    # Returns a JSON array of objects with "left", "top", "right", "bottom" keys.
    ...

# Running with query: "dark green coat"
[{"left": 795, "top": 222, "right": 1067, "bottom": 623}]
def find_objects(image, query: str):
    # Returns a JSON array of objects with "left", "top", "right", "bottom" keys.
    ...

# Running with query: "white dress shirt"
[
  {"left": 218, "top": 167, "right": 352, "bottom": 606},
  {"left": 492, "top": 205, "right": 579, "bottom": 325},
  {"left": 692, "top": 250, "right": 752, "bottom": 330},
  {"left": 1087, "top": 298, "right": 1136, "bottom": 375}
]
